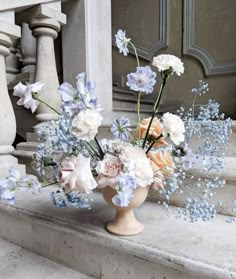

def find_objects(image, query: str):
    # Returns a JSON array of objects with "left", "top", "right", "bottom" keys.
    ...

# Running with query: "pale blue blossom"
[
  {"left": 49, "top": 190, "right": 91, "bottom": 209},
  {"left": 127, "top": 66, "right": 156, "bottom": 94},
  {"left": 66, "top": 191, "right": 91, "bottom": 209},
  {"left": 1, "top": 189, "right": 15, "bottom": 205},
  {"left": 115, "top": 29, "right": 130, "bottom": 56},
  {"left": 111, "top": 117, "right": 132, "bottom": 141},
  {"left": 191, "top": 80, "right": 209, "bottom": 95},
  {"left": 0, "top": 168, "right": 42, "bottom": 205},
  {"left": 58, "top": 73, "right": 99, "bottom": 117},
  {"left": 112, "top": 174, "right": 136, "bottom": 207}
]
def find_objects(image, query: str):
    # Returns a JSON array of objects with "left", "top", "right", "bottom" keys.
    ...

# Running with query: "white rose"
[
  {"left": 58, "top": 154, "right": 97, "bottom": 193},
  {"left": 161, "top": 113, "right": 185, "bottom": 145},
  {"left": 152, "top": 54, "right": 184, "bottom": 76},
  {"left": 71, "top": 109, "right": 103, "bottom": 141}
]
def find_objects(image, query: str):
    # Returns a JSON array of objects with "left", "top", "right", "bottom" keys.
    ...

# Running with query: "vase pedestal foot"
[{"left": 105, "top": 208, "right": 144, "bottom": 236}]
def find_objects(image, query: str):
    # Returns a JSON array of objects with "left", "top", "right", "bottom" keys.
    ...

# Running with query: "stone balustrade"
[
  {"left": 0, "top": 10, "right": 25, "bottom": 177},
  {"left": 1, "top": 0, "right": 113, "bottom": 176},
  {"left": 0, "top": 1, "right": 67, "bottom": 177}
]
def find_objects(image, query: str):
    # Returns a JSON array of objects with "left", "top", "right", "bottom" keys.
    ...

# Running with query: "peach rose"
[
  {"left": 147, "top": 151, "right": 175, "bottom": 176},
  {"left": 136, "top": 117, "right": 166, "bottom": 148}
]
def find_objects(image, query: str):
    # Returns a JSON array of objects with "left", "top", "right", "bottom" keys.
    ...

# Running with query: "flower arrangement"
[{"left": 0, "top": 29, "right": 234, "bottom": 226}]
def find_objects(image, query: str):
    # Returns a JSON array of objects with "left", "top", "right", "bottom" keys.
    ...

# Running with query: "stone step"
[
  {"left": 0, "top": 238, "right": 93, "bottom": 279},
  {"left": 16, "top": 142, "right": 38, "bottom": 152},
  {"left": 0, "top": 188, "right": 235, "bottom": 279},
  {"left": 227, "top": 121, "right": 236, "bottom": 156},
  {"left": 12, "top": 150, "right": 36, "bottom": 175},
  {"left": 148, "top": 156, "right": 236, "bottom": 217},
  {"left": 26, "top": 132, "right": 38, "bottom": 142}
]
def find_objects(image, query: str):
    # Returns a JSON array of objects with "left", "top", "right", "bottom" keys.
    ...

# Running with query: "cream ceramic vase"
[{"left": 102, "top": 186, "right": 149, "bottom": 236}]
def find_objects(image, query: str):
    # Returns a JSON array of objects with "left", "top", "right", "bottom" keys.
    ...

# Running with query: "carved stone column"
[
  {"left": 29, "top": 18, "right": 61, "bottom": 122},
  {"left": 21, "top": 22, "right": 36, "bottom": 82},
  {"left": 0, "top": 11, "right": 25, "bottom": 177},
  {"left": 6, "top": 44, "right": 20, "bottom": 84},
  {"left": 13, "top": 4, "right": 66, "bottom": 175}
]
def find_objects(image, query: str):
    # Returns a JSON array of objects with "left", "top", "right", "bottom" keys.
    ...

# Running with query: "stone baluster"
[
  {"left": 21, "top": 22, "right": 36, "bottom": 82},
  {"left": 5, "top": 44, "right": 20, "bottom": 84},
  {"left": 0, "top": 11, "right": 25, "bottom": 177},
  {"left": 26, "top": 3, "right": 66, "bottom": 123}
]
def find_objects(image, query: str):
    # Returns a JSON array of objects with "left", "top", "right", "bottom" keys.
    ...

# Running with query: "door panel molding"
[
  {"left": 183, "top": 0, "right": 236, "bottom": 76},
  {"left": 112, "top": 0, "right": 168, "bottom": 61}
]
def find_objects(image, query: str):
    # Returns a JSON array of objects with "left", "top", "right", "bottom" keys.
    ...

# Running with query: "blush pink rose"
[
  {"left": 96, "top": 154, "right": 121, "bottom": 188},
  {"left": 58, "top": 154, "right": 97, "bottom": 193}
]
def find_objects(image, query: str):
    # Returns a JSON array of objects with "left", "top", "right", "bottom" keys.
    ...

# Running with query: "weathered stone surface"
[
  {"left": 0, "top": 189, "right": 235, "bottom": 279},
  {"left": 0, "top": 238, "right": 92, "bottom": 279}
]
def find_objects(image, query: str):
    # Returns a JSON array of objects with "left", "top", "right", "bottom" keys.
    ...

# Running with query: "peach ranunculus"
[
  {"left": 58, "top": 154, "right": 97, "bottom": 193},
  {"left": 96, "top": 154, "right": 121, "bottom": 188},
  {"left": 136, "top": 117, "right": 166, "bottom": 148},
  {"left": 147, "top": 150, "right": 175, "bottom": 177}
]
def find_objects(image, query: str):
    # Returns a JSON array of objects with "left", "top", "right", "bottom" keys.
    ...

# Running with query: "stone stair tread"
[
  {"left": 0, "top": 238, "right": 93, "bottom": 279},
  {"left": 0, "top": 187, "right": 235, "bottom": 279},
  {"left": 13, "top": 149, "right": 35, "bottom": 158},
  {"left": 190, "top": 156, "right": 236, "bottom": 182},
  {"left": 16, "top": 142, "right": 38, "bottom": 152}
]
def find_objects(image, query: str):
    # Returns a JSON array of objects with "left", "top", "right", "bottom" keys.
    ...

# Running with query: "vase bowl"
[{"left": 102, "top": 186, "right": 149, "bottom": 236}]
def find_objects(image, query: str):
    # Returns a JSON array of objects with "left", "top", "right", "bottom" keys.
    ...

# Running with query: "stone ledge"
[
  {"left": 0, "top": 188, "right": 235, "bottom": 279},
  {"left": 16, "top": 142, "right": 38, "bottom": 152},
  {"left": 189, "top": 156, "right": 236, "bottom": 182},
  {"left": 0, "top": 238, "right": 92, "bottom": 279}
]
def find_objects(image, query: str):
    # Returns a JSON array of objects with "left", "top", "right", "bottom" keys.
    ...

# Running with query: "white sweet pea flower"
[
  {"left": 152, "top": 54, "right": 184, "bottom": 76},
  {"left": 161, "top": 113, "right": 185, "bottom": 145},
  {"left": 71, "top": 109, "right": 103, "bottom": 142},
  {"left": 13, "top": 81, "right": 44, "bottom": 113}
]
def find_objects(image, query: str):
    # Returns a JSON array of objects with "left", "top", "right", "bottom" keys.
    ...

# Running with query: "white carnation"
[
  {"left": 152, "top": 54, "right": 184, "bottom": 76},
  {"left": 161, "top": 113, "right": 185, "bottom": 145},
  {"left": 71, "top": 110, "right": 103, "bottom": 141},
  {"left": 118, "top": 144, "right": 154, "bottom": 187}
]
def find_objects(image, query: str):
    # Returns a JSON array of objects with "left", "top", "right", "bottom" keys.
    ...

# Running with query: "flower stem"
[
  {"left": 85, "top": 141, "right": 100, "bottom": 158},
  {"left": 33, "top": 95, "right": 60, "bottom": 115},
  {"left": 41, "top": 181, "right": 57, "bottom": 188},
  {"left": 129, "top": 41, "right": 142, "bottom": 137},
  {"left": 145, "top": 134, "right": 163, "bottom": 154},
  {"left": 192, "top": 94, "right": 197, "bottom": 118},
  {"left": 94, "top": 136, "right": 105, "bottom": 159},
  {"left": 136, "top": 92, "right": 141, "bottom": 138},
  {"left": 142, "top": 77, "right": 167, "bottom": 149},
  {"left": 129, "top": 41, "right": 140, "bottom": 67}
]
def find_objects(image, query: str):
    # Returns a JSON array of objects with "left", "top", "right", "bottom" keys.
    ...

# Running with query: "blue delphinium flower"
[
  {"left": 66, "top": 191, "right": 91, "bottom": 209},
  {"left": 112, "top": 174, "right": 137, "bottom": 207},
  {"left": 127, "top": 66, "right": 156, "bottom": 94},
  {"left": 115, "top": 29, "right": 130, "bottom": 56},
  {"left": 111, "top": 117, "right": 132, "bottom": 141},
  {"left": 49, "top": 190, "right": 67, "bottom": 208}
]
